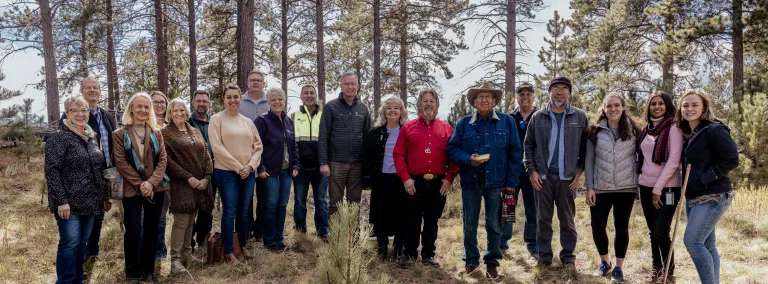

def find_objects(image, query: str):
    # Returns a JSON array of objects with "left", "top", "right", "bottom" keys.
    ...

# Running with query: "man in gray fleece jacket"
[
  {"left": 318, "top": 72, "right": 371, "bottom": 215},
  {"left": 523, "top": 76, "right": 589, "bottom": 268}
]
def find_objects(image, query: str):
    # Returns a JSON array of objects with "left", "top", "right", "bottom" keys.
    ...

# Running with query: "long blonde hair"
[
  {"left": 122, "top": 92, "right": 157, "bottom": 125},
  {"left": 674, "top": 89, "right": 721, "bottom": 139},
  {"left": 374, "top": 96, "right": 408, "bottom": 128}
]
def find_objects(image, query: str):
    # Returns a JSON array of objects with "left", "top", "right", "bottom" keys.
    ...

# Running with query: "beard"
[{"left": 552, "top": 99, "right": 566, "bottom": 108}]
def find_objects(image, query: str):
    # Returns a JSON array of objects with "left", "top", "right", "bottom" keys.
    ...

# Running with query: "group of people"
[{"left": 45, "top": 71, "right": 737, "bottom": 284}]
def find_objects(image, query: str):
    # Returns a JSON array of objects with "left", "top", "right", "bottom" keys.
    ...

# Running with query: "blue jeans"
[
  {"left": 55, "top": 214, "right": 95, "bottom": 284},
  {"left": 684, "top": 192, "right": 732, "bottom": 284},
  {"left": 462, "top": 187, "right": 503, "bottom": 266},
  {"left": 156, "top": 191, "right": 169, "bottom": 258},
  {"left": 292, "top": 168, "right": 329, "bottom": 237},
  {"left": 261, "top": 169, "right": 292, "bottom": 247},
  {"left": 501, "top": 174, "right": 538, "bottom": 254},
  {"left": 216, "top": 169, "right": 256, "bottom": 254},
  {"left": 85, "top": 212, "right": 103, "bottom": 258}
]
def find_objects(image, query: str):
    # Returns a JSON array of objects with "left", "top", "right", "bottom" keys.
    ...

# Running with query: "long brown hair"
[
  {"left": 674, "top": 89, "right": 722, "bottom": 139},
  {"left": 587, "top": 94, "right": 640, "bottom": 143}
]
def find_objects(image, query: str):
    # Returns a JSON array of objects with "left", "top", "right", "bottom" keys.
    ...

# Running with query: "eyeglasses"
[{"left": 152, "top": 101, "right": 167, "bottom": 105}]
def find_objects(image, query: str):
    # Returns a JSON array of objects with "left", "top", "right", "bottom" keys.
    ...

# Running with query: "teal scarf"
[{"left": 123, "top": 127, "right": 169, "bottom": 187}]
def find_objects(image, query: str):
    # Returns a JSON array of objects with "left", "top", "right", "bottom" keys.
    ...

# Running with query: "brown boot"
[
  {"left": 225, "top": 253, "right": 241, "bottom": 265},
  {"left": 241, "top": 247, "right": 254, "bottom": 259},
  {"left": 485, "top": 264, "right": 505, "bottom": 282}
]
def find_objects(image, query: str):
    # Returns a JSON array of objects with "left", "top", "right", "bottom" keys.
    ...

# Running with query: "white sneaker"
[{"left": 171, "top": 260, "right": 188, "bottom": 275}]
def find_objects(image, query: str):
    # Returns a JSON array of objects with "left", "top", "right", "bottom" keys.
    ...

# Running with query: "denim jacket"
[{"left": 448, "top": 111, "right": 523, "bottom": 190}]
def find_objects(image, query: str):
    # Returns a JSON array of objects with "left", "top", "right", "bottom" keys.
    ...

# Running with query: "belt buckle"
[{"left": 423, "top": 174, "right": 434, "bottom": 181}]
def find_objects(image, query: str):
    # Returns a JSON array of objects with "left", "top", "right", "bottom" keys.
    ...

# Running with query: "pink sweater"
[{"left": 639, "top": 118, "right": 683, "bottom": 195}]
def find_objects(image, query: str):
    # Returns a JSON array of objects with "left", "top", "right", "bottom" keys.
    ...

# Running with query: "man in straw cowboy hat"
[
  {"left": 523, "top": 76, "right": 589, "bottom": 270},
  {"left": 448, "top": 82, "right": 523, "bottom": 281}
]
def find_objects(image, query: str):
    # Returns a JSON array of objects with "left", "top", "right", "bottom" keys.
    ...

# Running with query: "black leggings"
[
  {"left": 639, "top": 186, "right": 681, "bottom": 274},
  {"left": 590, "top": 192, "right": 636, "bottom": 258}
]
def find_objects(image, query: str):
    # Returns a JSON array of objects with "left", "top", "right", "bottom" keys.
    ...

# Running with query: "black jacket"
[
  {"left": 318, "top": 93, "right": 371, "bottom": 164},
  {"left": 362, "top": 126, "right": 399, "bottom": 188},
  {"left": 682, "top": 121, "right": 739, "bottom": 200},
  {"left": 60, "top": 107, "right": 117, "bottom": 163},
  {"left": 45, "top": 123, "right": 107, "bottom": 216}
]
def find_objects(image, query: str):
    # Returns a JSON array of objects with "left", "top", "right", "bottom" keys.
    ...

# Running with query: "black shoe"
[
  {"left": 143, "top": 273, "right": 157, "bottom": 283},
  {"left": 611, "top": 267, "right": 625, "bottom": 283},
  {"left": 266, "top": 245, "right": 282, "bottom": 252},
  {"left": 537, "top": 261, "right": 552, "bottom": 269},
  {"left": 485, "top": 264, "right": 505, "bottom": 282},
  {"left": 593, "top": 260, "right": 612, "bottom": 277},
  {"left": 421, "top": 257, "right": 440, "bottom": 267},
  {"left": 463, "top": 264, "right": 481, "bottom": 276}
]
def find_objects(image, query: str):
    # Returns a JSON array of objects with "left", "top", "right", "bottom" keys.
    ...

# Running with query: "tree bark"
[
  {"left": 505, "top": 0, "right": 517, "bottom": 112},
  {"left": 106, "top": 0, "right": 119, "bottom": 109},
  {"left": 732, "top": 0, "right": 744, "bottom": 109},
  {"left": 398, "top": 0, "right": 407, "bottom": 104},
  {"left": 237, "top": 0, "right": 255, "bottom": 92},
  {"left": 281, "top": 0, "right": 289, "bottom": 93},
  {"left": 373, "top": 0, "right": 381, "bottom": 115},
  {"left": 188, "top": 0, "right": 197, "bottom": 100},
  {"left": 39, "top": 0, "right": 59, "bottom": 126},
  {"left": 661, "top": 14, "right": 674, "bottom": 94},
  {"left": 80, "top": 23, "right": 88, "bottom": 77},
  {"left": 316, "top": 0, "right": 326, "bottom": 102},
  {"left": 154, "top": 0, "right": 168, "bottom": 94}
]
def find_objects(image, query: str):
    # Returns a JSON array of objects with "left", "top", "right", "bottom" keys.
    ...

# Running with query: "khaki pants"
[
  {"left": 328, "top": 161, "right": 363, "bottom": 215},
  {"left": 170, "top": 211, "right": 198, "bottom": 262}
]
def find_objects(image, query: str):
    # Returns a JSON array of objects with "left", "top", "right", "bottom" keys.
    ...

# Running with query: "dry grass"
[{"left": 1, "top": 150, "right": 767, "bottom": 283}]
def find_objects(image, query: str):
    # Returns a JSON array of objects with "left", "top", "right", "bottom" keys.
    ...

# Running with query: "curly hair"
[{"left": 373, "top": 96, "right": 408, "bottom": 128}]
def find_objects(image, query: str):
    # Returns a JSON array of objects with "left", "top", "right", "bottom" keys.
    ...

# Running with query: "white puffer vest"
[{"left": 593, "top": 119, "right": 638, "bottom": 191}]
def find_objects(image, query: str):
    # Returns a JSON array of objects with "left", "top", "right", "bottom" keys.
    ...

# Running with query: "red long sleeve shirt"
[{"left": 393, "top": 117, "right": 459, "bottom": 183}]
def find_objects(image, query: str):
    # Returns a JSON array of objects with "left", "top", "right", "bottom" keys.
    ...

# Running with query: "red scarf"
[{"left": 639, "top": 116, "right": 674, "bottom": 164}]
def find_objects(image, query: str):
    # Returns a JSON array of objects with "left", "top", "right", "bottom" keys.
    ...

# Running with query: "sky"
[{"left": 0, "top": 0, "right": 572, "bottom": 121}]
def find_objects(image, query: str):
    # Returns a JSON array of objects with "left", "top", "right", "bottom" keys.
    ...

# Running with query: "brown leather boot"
[{"left": 225, "top": 253, "right": 241, "bottom": 265}]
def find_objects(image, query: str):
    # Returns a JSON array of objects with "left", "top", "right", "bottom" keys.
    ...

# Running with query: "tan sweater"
[{"left": 209, "top": 112, "right": 263, "bottom": 172}]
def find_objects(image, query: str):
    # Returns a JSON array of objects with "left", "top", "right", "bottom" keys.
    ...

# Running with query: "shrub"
[{"left": 317, "top": 201, "right": 373, "bottom": 284}]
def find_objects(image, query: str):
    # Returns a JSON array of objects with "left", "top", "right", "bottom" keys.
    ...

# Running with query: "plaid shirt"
[{"left": 90, "top": 107, "right": 111, "bottom": 166}]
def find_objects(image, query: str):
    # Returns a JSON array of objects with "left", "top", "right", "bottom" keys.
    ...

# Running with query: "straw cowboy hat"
[{"left": 467, "top": 82, "right": 503, "bottom": 105}]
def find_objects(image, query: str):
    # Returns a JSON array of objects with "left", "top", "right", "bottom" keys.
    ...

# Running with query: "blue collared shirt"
[{"left": 90, "top": 107, "right": 111, "bottom": 166}]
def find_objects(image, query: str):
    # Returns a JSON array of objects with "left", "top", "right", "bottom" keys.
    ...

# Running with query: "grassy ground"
[{"left": 1, "top": 151, "right": 767, "bottom": 283}]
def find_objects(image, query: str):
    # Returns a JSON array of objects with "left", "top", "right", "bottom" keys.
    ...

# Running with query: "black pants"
[
  {"left": 123, "top": 192, "right": 165, "bottom": 278},
  {"left": 249, "top": 178, "right": 265, "bottom": 240},
  {"left": 402, "top": 178, "right": 446, "bottom": 260},
  {"left": 640, "top": 186, "right": 681, "bottom": 274},
  {"left": 192, "top": 186, "right": 218, "bottom": 246},
  {"left": 371, "top": 174, "right": 405, "bottom": 255},
  {"left": 590, "top": 191, "right": 636, "bottom": 258}
]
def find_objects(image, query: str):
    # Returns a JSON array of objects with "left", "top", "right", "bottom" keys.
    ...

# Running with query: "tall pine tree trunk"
[
  {"left": 281, "top": 0, "right": 289, "bottom": 93},
  {"left": 106, "top": 0, "right": 119, "bottom": 109},
  {"left": 39, "top": 0, "right": 59, "bottom": 125},
  {"left": 732, "top": 0, "right": 744, "bottom": 109},
  {"left": 316, "top": 0, "right": 326, "bottom": 102},
  {"left": 237, "top": 0, "right": 255, "bottom": 92},
  {"left": 373, "top": 0, "right": 381, "bottom": 115},
  {"left": 80, "top": 24, "right": 88, "bottom": 77},
  {"left": 398, "top": 0, "right": 407, "bottom": 103},
  {"left": 155, "top": 0, "right": 168, "bottom": 93},
  {"left": 505, "top": 0, "right": 517, "bottom": 111},
  {"left": 661, "top": 14, "right": 674, "bottom": 94},
  {"left": 188, "top": 0, "right": 197, "bottom": 99}
]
